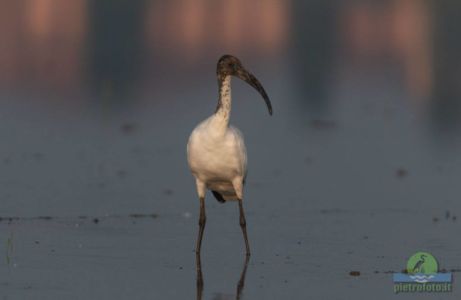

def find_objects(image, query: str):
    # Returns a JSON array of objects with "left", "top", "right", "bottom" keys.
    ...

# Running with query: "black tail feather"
[{"left": 211, "top": 191, "right": 226, "bottom": 203}]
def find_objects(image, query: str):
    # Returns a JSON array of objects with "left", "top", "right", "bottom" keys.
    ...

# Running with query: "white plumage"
[{"left": 188, "top": 117, "right": 247, "bottom": 201}]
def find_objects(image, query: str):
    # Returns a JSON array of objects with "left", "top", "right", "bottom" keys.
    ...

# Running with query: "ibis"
[{"left": 187, "top": 54, "right": 272, "bottom": 256}]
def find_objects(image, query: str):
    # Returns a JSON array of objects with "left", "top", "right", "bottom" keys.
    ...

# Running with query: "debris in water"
[
  {"left": 163, "top": 189, "right": 174, "bottom": 196},
  {"left": 349, "top": 271, "right": 360, "bottom": 276},
  {"left": 116, "top": 170, "right": 127, "bottom": 178},
  {"left": 310, "top": 119, "right": 338, "bottom": 130},
  {"left": 396, "top": 168, "right": 407, "bottom": 178},
  {"left": 93, "top": 218, "right": 99, "bottom": 224},
  {"left": 121, "top": 123, "right": 137, "bottom": 135},
  {"left": 129, "top": 213, "right": 158, "bottom": 219},
  {"left": 130, "top": 213, "right": 144, "bottom": 218}
]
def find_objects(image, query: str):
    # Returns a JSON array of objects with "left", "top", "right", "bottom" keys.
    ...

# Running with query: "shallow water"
[{"left": 1, "top": 1, "right": 461, "bottom": 299}]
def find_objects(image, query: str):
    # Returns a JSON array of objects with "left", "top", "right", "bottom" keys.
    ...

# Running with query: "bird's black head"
[
  {"left": 217, "top": 54, "right": 272, "bottom": 115},
  {"left": 217, "top": 55, "right": 243, "bottom": 77}
]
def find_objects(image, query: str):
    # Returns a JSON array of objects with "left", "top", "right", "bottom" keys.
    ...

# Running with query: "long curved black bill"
[{"left": 236, "top": 68, "right": 273, "bottom": 115}]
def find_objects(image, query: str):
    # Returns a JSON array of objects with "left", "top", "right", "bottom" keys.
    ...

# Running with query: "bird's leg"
[
  {"left": 196, "top": 251, "right": 203, "bottom": 300},
  {"left": 236, "top": 254, "right": 250, "bottom": 300},
  {"left": 195, "top": 197, "right": 206, "bottom": 255},
  {"left": 238, "top": 199, "right": 251, "bottom": 256},
  {"left": 195, "top": 198, "right": 205, "bottom": 300}
]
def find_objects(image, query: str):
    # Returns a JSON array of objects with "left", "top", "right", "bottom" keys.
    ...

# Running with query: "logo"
[{"left": 393, "top": 252, "right": 452, "bottom": 293}]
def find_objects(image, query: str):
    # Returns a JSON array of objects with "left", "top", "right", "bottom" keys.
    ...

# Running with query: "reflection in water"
[
  {"left": 340, "top": 0, "right": 432, "bottom": 102},
  {"left": 2, "top": 0, "right": 460, "bottom": 137},
  {"left": 196, "top": 253, "right": 250, "bottom": 300},
  {"left": 145, "top": 0, "right": 289, "bottom": 64},
  {"left": 391, "top": 0, "right": 432, "bottom": 101},
  {"left": 430, "top": 1, "right": 461, "bottom": 135},
  {"left": 0, "top": 0, "right": 86, "bottom": 91},
  {"left": 291, "top": 0, "right": 434, "bottom": 116},
  {"left": 87, "top": 0, "right": 147, "bottom": 104},
  {"left": 291, "top": 1, "right": 338, "bottom": 116}
]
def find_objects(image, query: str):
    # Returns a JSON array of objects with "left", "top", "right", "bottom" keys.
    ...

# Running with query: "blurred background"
[{"left": 1, "top": 1, "right": 461, "bottom": 299}]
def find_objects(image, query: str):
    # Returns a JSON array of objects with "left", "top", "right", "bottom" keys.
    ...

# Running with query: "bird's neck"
[{"left": 213, "top": 75, "right": 232, "bottom": 132}]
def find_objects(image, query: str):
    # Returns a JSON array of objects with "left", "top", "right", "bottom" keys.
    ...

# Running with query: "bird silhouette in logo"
[{"left": 412, "top": 254, "right": 427, "bottom": 273}]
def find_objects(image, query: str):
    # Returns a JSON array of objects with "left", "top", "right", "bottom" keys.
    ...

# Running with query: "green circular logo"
[{"left": 406, "top": 252, "right": 438, "bottom": 274}]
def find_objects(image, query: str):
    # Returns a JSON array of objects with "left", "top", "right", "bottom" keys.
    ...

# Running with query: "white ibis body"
[{"left": 187, "top": 55, "right": 272, "bottom": 256}]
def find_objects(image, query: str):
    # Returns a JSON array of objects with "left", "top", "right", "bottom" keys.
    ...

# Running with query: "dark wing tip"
[{"left": 211, "top": 191, "right": 226, "bottom": 203}]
